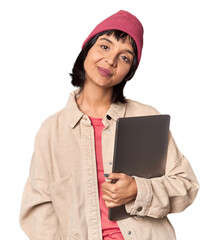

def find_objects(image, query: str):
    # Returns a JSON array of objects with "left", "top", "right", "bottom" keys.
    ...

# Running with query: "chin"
[
  {"left": 93, "top": 77, "right": 112, "bottom": 86},
  {"left": 95, "top": 80, "right": 113, "bottom": 89}
]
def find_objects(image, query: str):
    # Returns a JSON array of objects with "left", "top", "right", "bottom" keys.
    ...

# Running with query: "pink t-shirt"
[{"left": 88, "top": 116, "right": 124, "bottom": 240}]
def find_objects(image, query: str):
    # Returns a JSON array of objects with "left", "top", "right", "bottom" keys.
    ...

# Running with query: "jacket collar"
[{"left": 65, "top": 88, "right": 127, "bottom": 128}]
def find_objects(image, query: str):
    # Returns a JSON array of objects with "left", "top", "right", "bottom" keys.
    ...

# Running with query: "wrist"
[{"left": 131, "top": 177, "right": 137, "bottom": 200}]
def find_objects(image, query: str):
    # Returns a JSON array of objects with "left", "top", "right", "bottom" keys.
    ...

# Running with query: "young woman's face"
[{"left": 83, "top": 33, "right": 134, "bottom": 88}]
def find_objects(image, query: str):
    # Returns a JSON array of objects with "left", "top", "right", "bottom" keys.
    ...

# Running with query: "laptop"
[{"left": 108, "top": 114, "right": 170, "bottom": 221}]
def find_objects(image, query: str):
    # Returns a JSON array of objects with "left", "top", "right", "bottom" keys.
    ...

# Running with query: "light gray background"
[{"left": 0, "top": 0, "right": 218, "bottom": 239}]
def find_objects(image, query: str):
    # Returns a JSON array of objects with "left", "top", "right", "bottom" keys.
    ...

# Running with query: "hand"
[{"left": 102, "top": 173, "right": 137, "bottom": 208}]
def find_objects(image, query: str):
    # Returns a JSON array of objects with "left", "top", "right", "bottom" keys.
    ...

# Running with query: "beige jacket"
[{"left": 20, "top": 88, "right": 199, "bottom": 240}]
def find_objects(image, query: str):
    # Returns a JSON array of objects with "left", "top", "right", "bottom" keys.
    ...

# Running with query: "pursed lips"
[{"left": 97, "top": 67, "right": 113, "bottom": 77}]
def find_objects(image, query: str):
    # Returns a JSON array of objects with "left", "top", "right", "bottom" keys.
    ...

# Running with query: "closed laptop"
[{"left": 108, "top": 114, "right": 170, "bottom": 221}]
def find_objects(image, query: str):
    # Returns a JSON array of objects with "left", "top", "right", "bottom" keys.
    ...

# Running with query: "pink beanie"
[{"left": 82, "top": 10, "right": 144, "bottom": 66}]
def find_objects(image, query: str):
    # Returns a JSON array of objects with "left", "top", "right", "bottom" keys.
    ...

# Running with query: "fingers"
[
  {"left": 102, "top": 181, "right": 117, "bottom": 195},
  {"left": 104, "top": 200, "right": 121, "bottom": 208},
  {"left": 102, "top": 192, "right": 116, "bottom": 203},
  {"left": 104, "top": 200, "right": 116, "bottom": 208},
  {"left": 102, "top": 173, "right": 132, "bottom": 195},
  {"left": 102, "top": 194, "right": 123, "bottom": 208},
  {"left": 101, "top": 173, "right": 137, "bottom": 208},
  {"left": 102, "top": 180, "right": 120, "bottom": 205},
  {"left": 103, "top": 195, "right": 134, "bottom": 208},
  {"left": 102, "top": 186, "right": 121, "bottom": 208}
]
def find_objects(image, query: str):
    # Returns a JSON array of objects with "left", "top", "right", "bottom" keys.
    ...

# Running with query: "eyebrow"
[{"left": 99, "top": 37, "right": 134, "bottom": 56}]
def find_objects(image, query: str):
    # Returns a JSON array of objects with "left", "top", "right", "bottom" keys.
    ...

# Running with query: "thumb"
[{"left": 104, "top": 173, "right": 123, "bottom": 180}]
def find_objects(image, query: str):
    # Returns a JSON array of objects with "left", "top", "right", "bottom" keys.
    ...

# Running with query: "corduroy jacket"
[{"left": 19, "top": 88, "right": 199, "bottom": 240}]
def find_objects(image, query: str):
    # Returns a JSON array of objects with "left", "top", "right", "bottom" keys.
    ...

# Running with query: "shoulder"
[
  {"left": 35, "top": 107, "right": 66, "bottom": 140},
  {"left": 125, "top": 98, "right": 161, "bottom": 116}
]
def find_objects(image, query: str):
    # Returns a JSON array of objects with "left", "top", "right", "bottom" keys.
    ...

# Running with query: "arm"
[
  {"left": 102, "top": 132, "right": 199, "bottom": 218},
  {"left": 125, "top": 131, "right": 200, "bottom": 218},
  {"left": 19, "top": 136, "right": 60, "bottom": 239}
]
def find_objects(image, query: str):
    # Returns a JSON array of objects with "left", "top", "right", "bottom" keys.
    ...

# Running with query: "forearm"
[{"left": 125, "top": 155, "right": 199, "bottom": 218}]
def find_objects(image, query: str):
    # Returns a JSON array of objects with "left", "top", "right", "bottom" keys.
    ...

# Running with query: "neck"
[{"left": 76, "top": 82, "right": 113, "bottom": 118}]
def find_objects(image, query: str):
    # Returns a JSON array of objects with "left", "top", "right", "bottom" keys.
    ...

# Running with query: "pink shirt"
[{"left": 88, "top": 116, "right": 124, "bottom": 240}]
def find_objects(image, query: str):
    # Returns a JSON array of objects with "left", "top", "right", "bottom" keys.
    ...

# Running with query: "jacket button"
[
  {"left": 128, "top": 231, "right": 131, "bottom": 235},
  {"left": 109, "top": 161, "right": 113, "bottom": 165},
  {"left": 107, "top": 115, "right": 111, "bottom": 120},
  {"left": 137, "top": 206, "right": 142, "bottom": 212}
]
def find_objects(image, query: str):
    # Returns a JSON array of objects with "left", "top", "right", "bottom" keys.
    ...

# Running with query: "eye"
[
  {"left": 121, "top": 55, "right": 130, "bottom": 63},
  {"left": 100, "top": 45, "right": 109, "bottom": 50}
]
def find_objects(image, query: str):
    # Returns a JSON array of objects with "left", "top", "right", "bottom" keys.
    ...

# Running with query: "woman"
[{"left": 19, "top": 10, "right": 199, "bottom": 240}]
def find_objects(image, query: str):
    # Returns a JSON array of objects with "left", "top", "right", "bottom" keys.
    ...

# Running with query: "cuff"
[{"left": 125, "top": 176, "right": 153, "bottom": 216}]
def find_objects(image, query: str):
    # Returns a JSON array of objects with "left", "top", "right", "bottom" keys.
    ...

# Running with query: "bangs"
[{"left": 104, "top": 30, "right": 133, "bottom": 44}]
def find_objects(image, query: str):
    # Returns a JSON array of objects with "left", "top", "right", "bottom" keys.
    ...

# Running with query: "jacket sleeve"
[
  {"left": 19, "top": 135, "right": 60, "bottom": 239},
  {"left": 125, "top": 131, "right": 200, "bottom": 218}
]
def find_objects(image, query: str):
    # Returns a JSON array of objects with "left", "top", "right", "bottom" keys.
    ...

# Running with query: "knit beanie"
[{"left": 82, "top": 10, "right": 144, "bottom": 66}]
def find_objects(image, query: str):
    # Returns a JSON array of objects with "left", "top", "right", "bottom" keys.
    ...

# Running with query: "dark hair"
[{"left": 69, "top": 30, "right": 138, "bottom": 104}]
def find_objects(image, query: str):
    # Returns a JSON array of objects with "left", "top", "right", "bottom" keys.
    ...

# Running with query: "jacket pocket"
[{"left": 49, "top": 173, "right": 77, "bottom": 239}]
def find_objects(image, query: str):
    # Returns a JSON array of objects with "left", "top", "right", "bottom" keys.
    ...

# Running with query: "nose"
[{"left": 105, "top": 53, "right": 117, "bottom": 67}]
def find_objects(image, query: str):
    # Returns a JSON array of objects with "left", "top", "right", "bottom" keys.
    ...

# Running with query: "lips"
[{"left": 97, "top": 67, "right": 113, "bottom": 77}]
